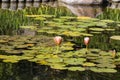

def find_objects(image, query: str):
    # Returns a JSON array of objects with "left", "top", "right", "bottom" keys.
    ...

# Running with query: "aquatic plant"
[
  {"left": 84, "top": 37, "right": 90, "bottom": 49},
  {"left": 1, "top": 4, "right": 120, "bottom": 74},
  {"left": 97, "top": 8, "right": 120, "bottom": 21},
  {"left": 54, "top": 36, "right": 63, "bottom": 53},
  {"left": 54, "top": 36, "right": 62, "bottom": 45},
  {"left": 0, "top": 35, "right": 119, "bottom": 73}
]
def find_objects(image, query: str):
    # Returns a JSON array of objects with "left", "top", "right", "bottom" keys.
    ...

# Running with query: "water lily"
[
  {"left": 84, "top": 37, "right": 90, "bottom": 46},
  {"left": 54, "top": 36, "right": 62, "bottom": 45},
  {"left": 84, "top": 37, "right": 90, "bottom": 49},
  {"left": 54, "top": 36, "right": 62, "bottom": 53}
]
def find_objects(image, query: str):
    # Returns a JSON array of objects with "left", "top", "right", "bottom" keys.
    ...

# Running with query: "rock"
[
  {"left": 110, "top": 0, "right": 120, "bottom": 2},
  {"left": 109, "top": 2, "right": 120, "bottom": 9},
  {"left": 59, "top": 0, "right": 103, "bottom": 5},
  {"left": 59, "top": 2, "right": 103, "bottom": 17}
]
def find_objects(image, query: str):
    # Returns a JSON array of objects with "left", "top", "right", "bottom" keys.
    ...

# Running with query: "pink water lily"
[
  {"left": 54, "top": 36, "right": 62, "bottom": 45},
  {"left": 84, "top": 37, "right": 90, "bottom": 46}
]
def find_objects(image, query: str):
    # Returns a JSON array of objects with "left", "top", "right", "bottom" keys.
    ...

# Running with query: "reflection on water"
[
  {"left": 0, "top": 1, "right": 105, "bottom": 17},
  {"left": 0, "top": 61, "right": 120, "bottom": 80}
]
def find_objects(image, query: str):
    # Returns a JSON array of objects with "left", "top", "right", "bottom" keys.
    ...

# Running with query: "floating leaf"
[
  {"left": 0, "top": 40, "right": 8, "bottom": 43},
  {"left": 96, "top": 64, "right": 116, "bottom": 68},
  {"left": 50, "top": 63, "right": 66, "bottom": 70},
  {"left": 89, "top": 28, "right": 105, "bottom": 32},
  {"left": 39, "top": 15, "right": 55, "bottom": 18},
  {"left": 77, "top": 16, "right": 91, "bottom": 20},
  {"left": 3, "top": 59, "right": 19, "bottom": 63},
  {"left": 101, "top": 20, "right": 115, "bottom": 23},
  {"left": 20, "top": 26, "right": 37, "bottom": 30},
  {"left": 34, "top": 17, "right": 46, "bottom": 21},
  {"left": 25, "top": 15, "right": 41, "bottom": 18},
  {"left": 110, "top": 36, "right": 120, "bottom": 40},
  {"left": 90, "top": 67, "right": 117, "bottom": 73},
  {"left": 67, "top": 67, "right": 85, "bottom": 71},
  {"left": 82, "top": 62, "right": 96, "bottom": 67},
  {"left": 64, "top": 58, "right": 86, "bottom": 65},
  {"left": 46, "top": 57, "right": 63, "bottom": 63}
]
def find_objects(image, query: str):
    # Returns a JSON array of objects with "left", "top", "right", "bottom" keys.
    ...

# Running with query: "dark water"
[
  {"left": 0, "top": 61, "right": 120, "bottom": 80},
  {"left": 0, "top": 1, "right": 120, "bottom": 80}
]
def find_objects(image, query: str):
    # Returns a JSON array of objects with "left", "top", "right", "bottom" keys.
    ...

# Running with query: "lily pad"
[
  {"left": 89, "top": 28, "right": 105, "bottom": 32},
  {"left": 67, "top": 67, "right": 85, "bottom": 71},
  {"left": 46, "top": 58, "right": 63, "bottom": 63},
  {"left": 82, "top": 62, "right": 96, "bottom": 67},
  {"left": 90, "top": 67, "right": 117, "bottom": 73},
  {"left": 110, "top": 36, "right": 120, "bottom": 40},
  {"left": 50, "top": 63, "right": 67, "bottom": 70},
  {"left": 20, "top": 26, "right": 37, "bottom": 30},
  {"left": 64, "top": 58, "right": 86, "bottom": 65},
  {"left": 25, "top": 15, "right": 41, "bottom": 18}
]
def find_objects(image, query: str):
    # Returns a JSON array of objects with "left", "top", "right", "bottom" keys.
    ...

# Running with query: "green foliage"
[
  {"left": 0, "top": 35, "right": 119, "bottom": 73},
  {"left": 97, "top": 8, "right": 120, "bottom": 21}
]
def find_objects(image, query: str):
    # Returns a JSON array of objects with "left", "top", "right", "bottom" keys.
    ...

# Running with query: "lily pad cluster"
[
  {"left": 23, "top": 15, "right": 119, "bottom": 37},
  {"left": 0, "top": 35, "right": 74, "bottom": 62},
  {"left": 0, "top": 35, "right": 119, "bottom": 73}
]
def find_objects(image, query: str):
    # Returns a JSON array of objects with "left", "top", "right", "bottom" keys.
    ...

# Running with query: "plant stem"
[
  {"left": 86, "top": 45, "right": 88, "bottom": 50},
  {"left": 56, "top": 45, "right": 60, "bottom": 54}
]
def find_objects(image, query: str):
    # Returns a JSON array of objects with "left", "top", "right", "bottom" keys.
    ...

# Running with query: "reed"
[
  {"left": 0, "top": 4, "right": 74, "bottom": 35},
  {"left": 97, "top": 8, "right": 120, "bottom": 21}
]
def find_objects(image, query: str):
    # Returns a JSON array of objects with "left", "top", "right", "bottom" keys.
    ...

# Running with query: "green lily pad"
[
  {"left": 60, "top": 16, "right": 76, "bottom": 20},
  {"left": 96, "top": 64, "right": 116, "bottom": 68},
  {"left": 64, "top": 58, "right": 86, "bottom": 65},
  {"left": 34, "top": 17, "right": 46, "bottom": 21},
  {"left": 90, "top": 49, "right": 101, "bottom": 53},
  {"left": 99, "top": 51, "right": 112, "bottom": 56},
  {"left": 110, "top": 36, "right": 120, "bottom": 40},
  {"left": 25, "top": 15, "right": 41, "bottom": 18},
  {"left": 20, "top": 26, "right": 37, "bottom": 30},
  {"left": 0, "top": 40, "right": 8, "bottom": 43},
  {"left": 90, "top": 67, "right": 117, "bottom": 73},
  {"left": 67, "top": 67, "right": 85, "bottom": 71},
  {"left": 39, "top": 15, "right": 55, "bottom": 18},
  {"left": 82, "top": 62, "right": 96, "bottom": 67},
  {"left": 46, "top": 58, "right": 63, "bottom": 63},
  {"left": 36, "top": 54, "right": 51, "bottom": 59},
  {"left": 96, "top": 22, "right": 107, "bottom": 27},
  {"left": 0, "top": 55, "right": 8, "bottom": 59},
  {"left": 105, "top": 29, "right": 115, "bottom": 31},
  {"left": 62, "top": 31, "right": 81, "bottom": 37},
  {"left": 50, "top": 63, "right": 67, "bottom": 70},
  {"left": 89, "top": 28, "right": 105, "bottom": 32},
  {"left": 80, "top": 33, "right": 93, "bottom": 36},
  {"left": 101, "top": 20, "right": 115, "bottom": 23},
  {"left": 3, "top": 59, "right": 19, "bottom": 63},
  {"left": 5, "top": 50, "right": 22, "bottom": 55}
]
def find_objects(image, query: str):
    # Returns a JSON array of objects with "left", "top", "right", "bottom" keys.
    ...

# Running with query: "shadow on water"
[{"left": 0, "top": 60, "right": 120, "bottom": 80}]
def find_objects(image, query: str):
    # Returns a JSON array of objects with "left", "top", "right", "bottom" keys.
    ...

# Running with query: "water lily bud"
[
  {"left": 109, "top": 49, "right": 116, "bottom": 58},
  {"left": 54, "top": 36, "right": 62, "bottom": 45},
  {"left": 84, "top": 37, "right": 90, "bottom": 45}
]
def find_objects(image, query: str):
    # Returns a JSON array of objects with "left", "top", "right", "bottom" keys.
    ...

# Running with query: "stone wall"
[{"left": 1, "top": 0, "right": 51, "bottom": 2}]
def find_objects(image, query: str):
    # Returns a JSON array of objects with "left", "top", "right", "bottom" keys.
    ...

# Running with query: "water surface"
[{"left": 0, "top": 1, "right": 120, "bottom": 80}]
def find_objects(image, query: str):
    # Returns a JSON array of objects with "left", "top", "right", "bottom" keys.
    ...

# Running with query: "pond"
[{"left": 0, "top": 1, "right": 120, "bottom": 80}]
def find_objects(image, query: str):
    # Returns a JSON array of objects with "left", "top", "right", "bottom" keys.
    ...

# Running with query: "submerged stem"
[
  {"left": 86, "top": 45, "right": 88, "bottom": 50},
  {"left": 56, "top": 45, "right": 60, "bottom": 54}
]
